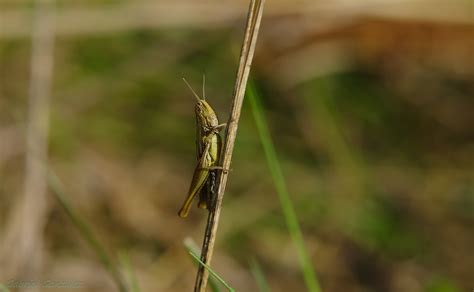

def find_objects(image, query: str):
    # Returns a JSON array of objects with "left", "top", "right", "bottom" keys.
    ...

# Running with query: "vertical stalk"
[
  {"left": 193, "top": 0, "right": 265, "bottom": 291},
  {"left": 0, "top": 0, "right": 55, "bottom": 284}
]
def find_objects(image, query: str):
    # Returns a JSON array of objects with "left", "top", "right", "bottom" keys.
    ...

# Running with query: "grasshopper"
[{"left": 178, "top": 77, "right": 226, "bottom": 218}]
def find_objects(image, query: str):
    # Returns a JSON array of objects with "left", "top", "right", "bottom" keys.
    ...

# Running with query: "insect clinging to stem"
[{"left": 178, "top": 76, "right": 226, "bottom": 218}]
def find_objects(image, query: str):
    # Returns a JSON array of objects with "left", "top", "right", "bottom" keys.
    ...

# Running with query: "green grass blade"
[
  {"left": 249, "top": 258, "right": 271, "bottom": 292},
  {"left": 247, "top": 83, "right": 322, "bottom": 292},
  {"left": 0, "top": 283, "right": 10, "bottom": 292},
  {"left": 119, "top": 251, "right": 141, "bottom": 292},
  {"left": 187, "top": 250, "right": 235, "bottom": 292},
  {"left": 183, "top": 238, "right": 221, "bottom": 292},
  {"left": 47, "top": 172, "right": 128, "bottom": 292}
]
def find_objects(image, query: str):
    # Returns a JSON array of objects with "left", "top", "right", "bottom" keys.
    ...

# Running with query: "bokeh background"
[{"left": 1, "top": 0, "right": 473, "bottom": 291}]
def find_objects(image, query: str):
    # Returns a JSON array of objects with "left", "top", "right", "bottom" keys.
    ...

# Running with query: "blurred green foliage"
[{"left": 1, "top": 16, "right": 472, "bottom": 291}]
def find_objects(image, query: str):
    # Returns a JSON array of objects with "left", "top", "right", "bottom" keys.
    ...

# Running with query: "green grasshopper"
[{"left": 178, "top": 77, "right": 225, "bottom": 218}]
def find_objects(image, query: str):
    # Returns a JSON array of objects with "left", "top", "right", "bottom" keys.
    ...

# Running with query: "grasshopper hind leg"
[
  {"left": 197, "top": 170, "right": 217, "bottom": 210},
  {"left": 178, "top": 159, "right": 211, "bottom": 218}
]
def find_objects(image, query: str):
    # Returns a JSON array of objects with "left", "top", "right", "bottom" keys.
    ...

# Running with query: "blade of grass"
[
  {"left": 0, "top": 283, "right": 10, "bottom": 292},
  {"left": 249, "top": 258, "right": 271, "bottom": 292},
  {"left": 47, "top": 172, "right": 128, "bottom": 292},
  {"left": 119, "top": 251, "right": 141, "bottom": 292},
  {"left": 304, "top": 79, "right": 368, "bottom": 193},
  {"left": 247, "top": 83, "right": 322, "bottom": 292},
  {"left": 184, "top": 238, "right": 221, "bottom": 292},
  {"left": 303, "top": 79, "right": 371, "bottom": 237},
  {"left": 188, "top": 250, "right": 235, "bottom": 292}
]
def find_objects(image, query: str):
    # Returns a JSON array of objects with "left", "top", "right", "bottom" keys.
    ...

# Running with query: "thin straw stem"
[{"left": 193, "top": 0, "right": 265, "bottom": 291}]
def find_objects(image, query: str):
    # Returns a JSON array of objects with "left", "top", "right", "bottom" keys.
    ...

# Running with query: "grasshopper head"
[
  {"left": 183, "top": 77, "right": 219, "bottom": 130},
  {"left": 195, "top": 100, "right": 218, "bottom": 130}
]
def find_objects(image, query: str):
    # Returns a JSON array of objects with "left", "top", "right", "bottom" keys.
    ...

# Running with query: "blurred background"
[{"left": 1, "top": 0, "right": 473, "bottom": 291}]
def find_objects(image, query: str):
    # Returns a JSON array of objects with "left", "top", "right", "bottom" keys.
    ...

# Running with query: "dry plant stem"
[
  {"left": 0, "top": 0, "right": 54, "bottom": 282},
  {"left": 194, "top": 0, "right": 265, "bottom": 291}
]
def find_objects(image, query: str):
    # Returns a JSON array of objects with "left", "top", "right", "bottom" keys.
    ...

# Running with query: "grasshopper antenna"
[
  {"left": 202, "top": 74, "right": 206, "bottom": 100},
  {"left": 182, "top": 77, "right": 201, "bottom": 101}
]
